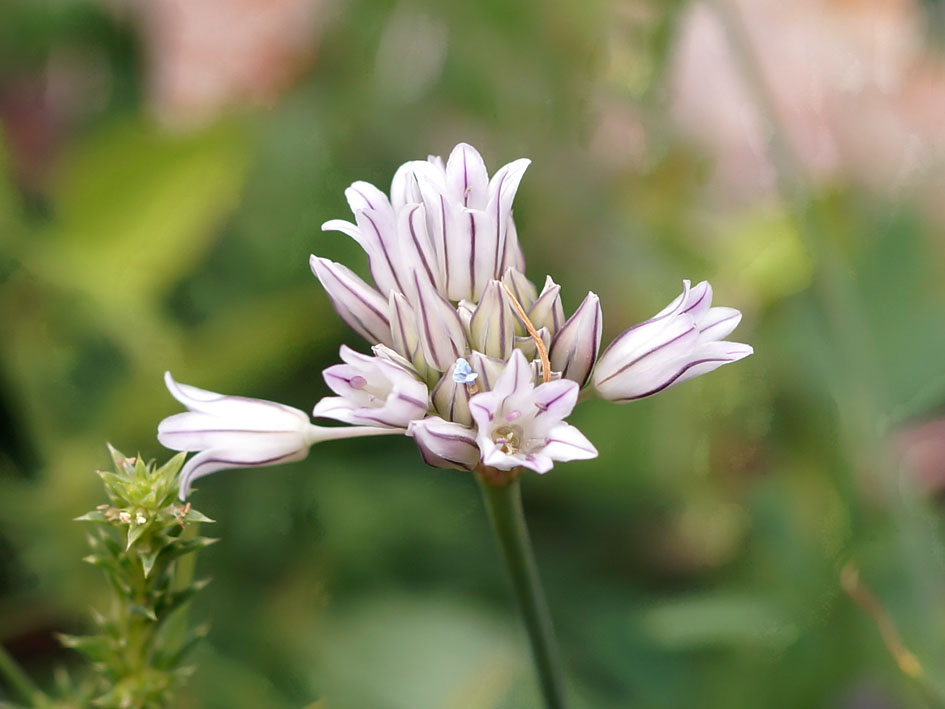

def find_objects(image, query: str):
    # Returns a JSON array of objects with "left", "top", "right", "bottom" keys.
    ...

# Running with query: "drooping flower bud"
[{"left": 158, "top": 373, "right": 397, "bottom": 498}]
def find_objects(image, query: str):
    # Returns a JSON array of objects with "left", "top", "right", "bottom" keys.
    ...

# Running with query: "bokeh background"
[{"left": 2, "top": 0, "right": 945, "bottom": 707}]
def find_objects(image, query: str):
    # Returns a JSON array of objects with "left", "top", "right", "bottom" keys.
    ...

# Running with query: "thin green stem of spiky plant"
[
  {"left": 477, "top": 474, "right": 567, "bottom": 709},
  {"left": 0, "top": 642, "right": 42, "bottom": 707}
]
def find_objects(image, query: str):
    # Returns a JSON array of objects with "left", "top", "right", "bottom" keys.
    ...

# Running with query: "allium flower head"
[{"left": 160, "top": 142, "right": 752, "bottom": 492}]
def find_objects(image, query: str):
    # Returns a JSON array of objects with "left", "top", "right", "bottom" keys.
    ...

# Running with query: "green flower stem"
[
  {"left": 0, "top": 642, "right": 42, "bottom": 707},
  {"left": 477, "top": 473, "right": 567, "bottom": 709}
]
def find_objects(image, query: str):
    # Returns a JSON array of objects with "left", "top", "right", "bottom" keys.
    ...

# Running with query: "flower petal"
[
  {"left": 446, "top": 142, "right": 489, "bottom": 209},
  {"left": 531, "top": 378, "right": 579, "bottom": 422},
  {"left": 469, "top": 280, "right": 514, "bottom": 359},
  {"left": 698, "top": 307, "right": 742, "bottom": 342},
  {"left": 488, "top": 158, "right": 530, "bottom": 276},
  {"left": 411, "top": 270, "right": 467, "bottom": 371},
  {"left": 431, "top": 364, "right": 473, "bottom": 426},
  {"left": 177, "top": 446, "right": 310, "bottom": 499},
  {"left": 502, "top": 267, "right": 538, "bottom": 312},
  {"left": 541, "top": 423, "right": 598, "bottom": 462},
  {"left": 528, "top": 276, "right": 564, "bottom": 335},
  {"left": 309, "top": 256, "right": 393, "bottom": 346},
  {"left": 407, "top": 417, "right": 480, "bottom": 470}
]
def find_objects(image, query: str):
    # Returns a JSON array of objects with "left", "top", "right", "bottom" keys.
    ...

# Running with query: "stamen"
[
  {"left": 492, "top": 424, "right": 524, "bottom": 454},
  {"left": 350, "top": 376, "right": 368, "bottom": 390}
]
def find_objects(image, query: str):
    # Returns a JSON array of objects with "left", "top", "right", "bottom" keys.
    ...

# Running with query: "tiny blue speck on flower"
[{"left": 452, "top": 358, "right": 479, "bottom": 385}]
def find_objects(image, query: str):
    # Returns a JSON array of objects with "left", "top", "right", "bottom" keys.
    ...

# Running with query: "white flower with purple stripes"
[
  {"left": 312, "top": 345, "right": 429, "bottom": 428},
  {"left": 468, "top": 350, "right": 597, "bottom": 474}
]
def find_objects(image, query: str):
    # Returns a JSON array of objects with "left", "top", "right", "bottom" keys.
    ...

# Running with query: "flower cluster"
[{"left": 160, "top": 143, "right": 752, "bottom": 494}]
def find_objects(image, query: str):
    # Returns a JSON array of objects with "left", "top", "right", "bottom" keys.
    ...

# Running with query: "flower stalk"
[{"left": 477, "top": 472, "right": 567, "bottom": 709}]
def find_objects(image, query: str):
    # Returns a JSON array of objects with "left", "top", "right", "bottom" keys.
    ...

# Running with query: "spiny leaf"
[
  {"left": 159, "top": 537, "right": 219, "bottom": 566},
  {"left": 129, "top": 603, "right": 158, "bottom": 622},
  {"left": 183, "top": 508, "right": 214, "bottom": 524},
  {"left": 58, "top": 633, "right": 113, "bottom": 663},
  {"left": 75, "top": 510, "right": 108, "bottom": 523},
  {"left": 125, "top": 520, "right": 150, "bottom": 551}
]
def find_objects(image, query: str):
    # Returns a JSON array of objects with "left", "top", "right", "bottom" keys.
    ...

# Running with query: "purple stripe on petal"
[
  {"left": 544, "top": 436, "right": 595, "bottom": 453},
  {"left": 468, "top": 212, "right": 477, "bottom": 297},
  {"left": 596, "top": 323, "right": 696, "bottom": 385},
  {"left": 363, "top": 212, "right": 404, "bottom": 292},
  {"left": 352, "top": 186, "right": 377, "bottom": 210},
  {"left": 463, "top": 148, "right": 470, "bottom": 205},
  {"left": 441, "top": 195, "right": 450, "bottom": 295},
  {"left": 614, "top": 356, "right": 738, "bottom": 401},
  {"left": 395, "top": 392, "right": 428, "bottom": 410},
  {"left": 493, "top": 170, "right": 506, "bottom": 276},
  {"left": 682, "top": 284, "right": 709, "bottom": 314},
  {"left": 316, "top": 260, "right": 389, "bottom": 324},
  {"left": 426, "top": 430, "right": 477, "bottom": 446},
  {"left": 470, "top": 401, "right": 494, "bottom": 422},
  {"left": 160, "top": 428, "right": 303, "bottom": 437},
  {"left": 534, "top": 388, "right": 570, "bottom": 417},
  {"left": 407, "top": 205, "right": 438, "bottom": 286}
]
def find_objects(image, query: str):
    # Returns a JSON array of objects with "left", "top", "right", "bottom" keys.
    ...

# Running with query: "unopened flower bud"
[
  {"left": 527, "top": 276, "right": 564, "bottom": 335},
  {"left": 549, "top": 292, "right": 602, "bottom": 387},
  {"left": 469, "top": 280, "right": 515, "bottom": 359},
  {"left": 592, "top": 280, "right": 753, "bottom": 401}
]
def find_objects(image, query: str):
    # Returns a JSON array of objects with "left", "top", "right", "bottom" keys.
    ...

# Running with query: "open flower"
[
  {"left": 312, "top": 345, "right": 429, "bottom": 428},
  {"left": 158, "top": 373, "right": 398, "bottom": 498},
  {"left": 469, "top": 350, "right": 598, "bottom": 474},
  {"left": 592, "top": 280, "right": 753, "bottom": 401}
]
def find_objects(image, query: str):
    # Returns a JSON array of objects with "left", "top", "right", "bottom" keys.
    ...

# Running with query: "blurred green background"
[{"left": 2, "top": 0, "right": 945, "bottom": 706}]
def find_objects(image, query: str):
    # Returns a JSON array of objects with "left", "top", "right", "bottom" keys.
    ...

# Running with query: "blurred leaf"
[
  {"left": 716, "top": 206, "right": 813, "bottom": 306},
  {"left": 312, "top": 596, "right": 531, "bottom": 709},
  {"left": 32, "top": 117, "right": 251, "bottom": 313},
  {"left": 640, "top": 593, "right": 798, "bottom": 651}
]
